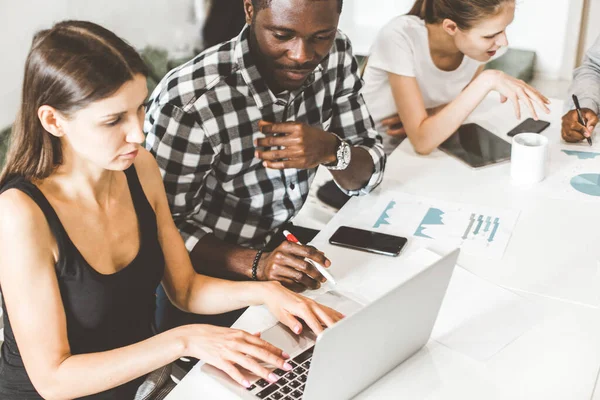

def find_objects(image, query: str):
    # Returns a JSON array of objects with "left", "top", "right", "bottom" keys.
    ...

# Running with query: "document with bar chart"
[{"left": 369, "top": 192, "right": 520, "bottom": 259}]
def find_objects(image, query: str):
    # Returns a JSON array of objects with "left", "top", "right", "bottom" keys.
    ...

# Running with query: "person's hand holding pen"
[
  {"left": 256, "top": 237, "right": 332, "bottom": 292},
  {"left": 562, "top": 95, "right": 598, "bottom": 144},
  {"left": 283, "top": 230, "right": 337, "bottom": 285}
]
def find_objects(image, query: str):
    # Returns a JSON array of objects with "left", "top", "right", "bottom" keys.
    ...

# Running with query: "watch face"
[
  {"left": 342, "top": 143, "right": 351, "bottom": 163},
  {"left": 336, "top": 142, "right": 350, "bottom": 169},
  {"left": 326, "top": 136, "right": 351, "bottom": 170}
]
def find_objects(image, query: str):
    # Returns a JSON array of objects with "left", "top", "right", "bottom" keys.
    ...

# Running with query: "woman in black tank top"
[{"left": 0, "top": 21, "right": 342, "bottom": 399}]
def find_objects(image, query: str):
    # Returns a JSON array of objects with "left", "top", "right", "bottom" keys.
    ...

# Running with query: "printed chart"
[
  {"left": 373, "top": 200, "right": 397, "bottom": 229},
  {"left": 570, "top": 174, "right": 600, "bottom": 196},
  {"left": 368, "top": 192, "right": 519, "bottom": 259},
  {"left": 541, "top": 147, "right": 600, "bottom": 202},
  {"left": 561, "top": 150, "right": 600, "bottom": 160},
  {"left": 415, "top": 209, "right": 501, "bottom": 243}
]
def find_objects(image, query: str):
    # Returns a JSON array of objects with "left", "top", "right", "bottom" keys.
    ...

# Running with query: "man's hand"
[
  {"left": 561, "top": 108, "right": 598, "bottom": 143},
  {"left": 381, "top": 114, "right": 406, "bottom": 137},
  {"left": 257, "top": 240, "right": 332, "bottom": 292},
  {"left": 380, "top": 107, "right": 443, "bottom": 137},
  {"left": 255, "top": 120, "right": 338, "bottom": 169}
]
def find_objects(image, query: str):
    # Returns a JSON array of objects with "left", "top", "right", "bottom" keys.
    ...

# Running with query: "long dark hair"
[
  {"left": 408, "top": 0, "right": 513, "bottom": 30},
  {"left": 0, "top": 20, "right": 148, "bottom": 187}
]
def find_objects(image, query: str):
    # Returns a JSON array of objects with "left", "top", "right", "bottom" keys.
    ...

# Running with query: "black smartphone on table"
[
  {"left": 506, "top": 118, "right": 551, "bottom": 137},
  {"left": 329, "top": 226, "right": 408, "bottom": 257}
]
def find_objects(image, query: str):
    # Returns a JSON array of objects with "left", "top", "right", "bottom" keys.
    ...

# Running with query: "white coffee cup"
[{"left": 510, "top": 132, "right": 548, "bottom": 184}]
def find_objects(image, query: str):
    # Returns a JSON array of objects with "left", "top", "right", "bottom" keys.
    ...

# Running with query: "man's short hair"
[{"left": 251, "top": 0, "right": 343, "bottom": 14}]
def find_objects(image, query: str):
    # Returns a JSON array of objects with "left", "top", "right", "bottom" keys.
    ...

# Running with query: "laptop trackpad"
[
  {"left": 314, "top": 290, "right": 364, "bottom": 316},
  {"left": 260, "top": 323, "right": 316, "bottom": 357}
]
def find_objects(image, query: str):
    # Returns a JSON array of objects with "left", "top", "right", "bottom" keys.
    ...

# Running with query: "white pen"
[{"left": 282, "top": 230, "right": 337, "bottom": 285}]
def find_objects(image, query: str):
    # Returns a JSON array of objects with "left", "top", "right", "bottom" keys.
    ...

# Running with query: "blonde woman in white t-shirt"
[{"left": 362, "top": 0, "right": 550, "bottom": 155}]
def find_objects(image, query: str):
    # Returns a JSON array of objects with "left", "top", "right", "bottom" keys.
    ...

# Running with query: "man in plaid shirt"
[{"left": 145, "top": 0, "right": 384, "bottom": 318}]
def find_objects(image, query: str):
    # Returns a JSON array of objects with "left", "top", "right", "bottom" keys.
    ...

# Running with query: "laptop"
[{"left": 202, "top": 249, "right": 459, "bottom": 400}]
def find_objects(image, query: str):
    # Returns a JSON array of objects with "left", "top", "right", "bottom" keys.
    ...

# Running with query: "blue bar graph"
[{"left": 415, "top": 208, "right": 501, "bottom": 244}]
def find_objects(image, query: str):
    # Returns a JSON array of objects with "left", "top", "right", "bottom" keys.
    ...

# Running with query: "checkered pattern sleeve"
[
  {"left": 329, "top": 33, "right": 386, "bottom": 196},
  {"left": 145, "top": 100, "right": 219, "bottom": 252}
]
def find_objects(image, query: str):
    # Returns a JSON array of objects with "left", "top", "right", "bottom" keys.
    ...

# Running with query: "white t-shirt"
[{"left": 362, "top": 15, "right": 483, "bottom": 137}]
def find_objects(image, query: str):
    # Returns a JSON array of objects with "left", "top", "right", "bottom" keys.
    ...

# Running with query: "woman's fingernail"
[
  {"left": 294, "top": 325, "right": 301, "bottom": 334},
  {"left": 321, "top": 278, "right": 327, "bottom": 283},
  {"left": 282, "top": 351, "right": 290, "bottom": 358},
  {"left": 284, "top": 362, "right": 293, "bottom": 371},
  {"left": 243, "top": 380, "right": 251, "bottom": 388},
  {"left": 268, "top": 373, "right": 278, "bottom": 382}
]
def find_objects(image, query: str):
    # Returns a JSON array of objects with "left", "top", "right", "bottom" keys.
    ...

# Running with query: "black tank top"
[{"left": 0, "top": 166, "right": 165, "bottom": 399}]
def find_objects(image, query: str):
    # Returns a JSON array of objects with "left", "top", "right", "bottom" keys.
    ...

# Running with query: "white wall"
[
  {"left": 339, "top": 0, "right": 584, "bottom": 81},
  {"left": 0, "top": 0, "right": 198, "bottom": 128},
  {"left": 507, "top": 0, "right": 584, "bottom": 80}
]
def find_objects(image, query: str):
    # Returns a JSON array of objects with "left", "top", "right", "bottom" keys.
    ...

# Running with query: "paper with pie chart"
[
  {"left": 541, "top": 147, "right": 600, "bottom": 202},
  {"left": 370, "top": 192, "right": 520, "bottom": 259}
]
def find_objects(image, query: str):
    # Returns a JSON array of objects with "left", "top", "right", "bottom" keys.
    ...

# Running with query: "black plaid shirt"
[{"left": 144, "top": 26, "right": 385, "bottom": 250}]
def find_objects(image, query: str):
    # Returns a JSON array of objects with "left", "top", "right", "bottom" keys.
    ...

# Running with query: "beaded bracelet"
[{"left": 252, "top": 249, "right": 264, "bottom": 281}]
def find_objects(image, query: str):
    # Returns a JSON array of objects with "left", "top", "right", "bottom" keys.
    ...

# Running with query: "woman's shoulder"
[
  {"left": 0, "top": 186, "right": 54, "bottom": 258},
  {"left": 132, "top": 147, "right": 165, "bottom": 209},
  {"left": 378, "top": 14, "right": 426, "bottom": 40},
  {"left": 368, "top": 15, "right": 425, "bottom": 66},
  {"left": 370, "top": 14, "right": 425, "bottom": 58},
  {"left": 0, "top": 186, "right": 46, "bottom": 228}
]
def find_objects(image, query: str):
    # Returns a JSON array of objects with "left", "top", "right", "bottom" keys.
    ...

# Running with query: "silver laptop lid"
[{"left": 303, "top": 249, "right": 459, "bottom": 400}]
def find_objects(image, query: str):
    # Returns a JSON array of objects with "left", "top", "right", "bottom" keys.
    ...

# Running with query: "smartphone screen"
[
  {"left": 329, "top": 226, "right": 408, "bottom": 257},
  {"left": 506, "top": 118, "right": 551, "bottom": 137}
]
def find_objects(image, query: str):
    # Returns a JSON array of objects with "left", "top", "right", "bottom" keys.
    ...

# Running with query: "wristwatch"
[{"left": 324, "top": 133, "right": 351, "bottom": 171}]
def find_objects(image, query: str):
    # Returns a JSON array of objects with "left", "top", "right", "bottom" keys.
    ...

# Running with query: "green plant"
[{"left": 0, "top": 126, "right": 10, "bottom": 169}]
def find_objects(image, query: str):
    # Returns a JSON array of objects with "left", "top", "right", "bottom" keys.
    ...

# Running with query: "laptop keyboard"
[{"left": 248, "top": 346, "right": 314, "bottom": 399}]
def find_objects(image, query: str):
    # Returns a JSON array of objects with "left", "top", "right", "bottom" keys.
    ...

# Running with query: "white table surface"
[
  {"left": 167, "top": 96, "right": 600, "bottom": 399},
  {"left": 373, "top": 96, "right": 600, "bottom": 308}
]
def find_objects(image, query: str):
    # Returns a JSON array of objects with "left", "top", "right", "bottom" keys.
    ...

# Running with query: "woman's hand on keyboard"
[
  {"left": 260, "top": 281, "right": 344, "bottom": 335},
  {"left": 179, "top": 324, "right": 293, "bottom": 388}
]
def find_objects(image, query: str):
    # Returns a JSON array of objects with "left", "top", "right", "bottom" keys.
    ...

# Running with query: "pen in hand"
[
  {"left": 283, "top": 230, "right": 337, "bottom": 286},
  {"left": 572, "top": 94, "right": 593, "bottom": 146}
]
